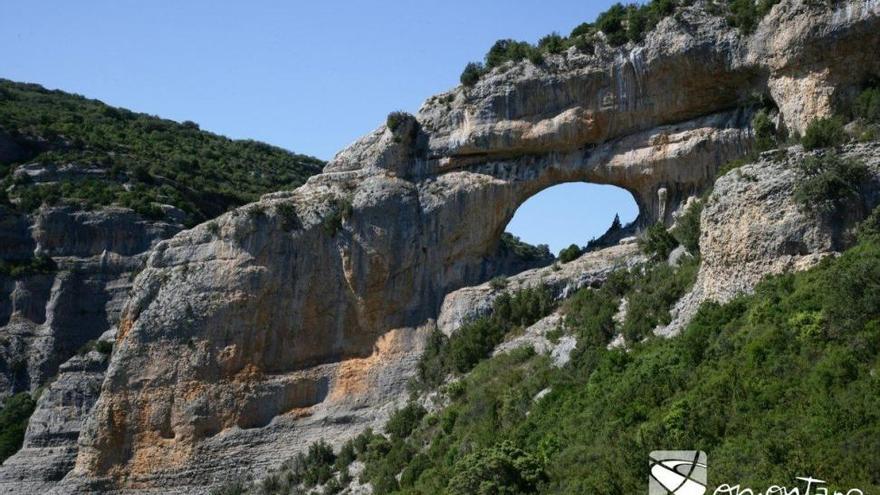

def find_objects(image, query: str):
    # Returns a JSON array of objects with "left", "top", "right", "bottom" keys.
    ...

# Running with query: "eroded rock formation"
[
  {"left": 1, "top": 1, "right": 877, "bottom": 493},
  {"left": 660, "top": 142, "right": 880, "bottom": 335}
]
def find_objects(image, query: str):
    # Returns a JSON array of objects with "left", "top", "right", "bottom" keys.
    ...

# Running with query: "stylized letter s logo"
[{"left": 649, "top": 451, "right": 708, "bottom": 495}]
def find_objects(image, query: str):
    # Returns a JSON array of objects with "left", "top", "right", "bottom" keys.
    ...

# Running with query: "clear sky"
[{"left": 0, "top": 0, "right": 637, "bottom": 254}]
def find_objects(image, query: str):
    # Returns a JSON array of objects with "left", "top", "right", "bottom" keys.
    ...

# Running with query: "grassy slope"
[{"left": 0, "top": 79, "right": 324, "bottom": 224}]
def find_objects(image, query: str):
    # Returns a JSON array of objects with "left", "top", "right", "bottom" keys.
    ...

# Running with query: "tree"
[
  {"left": 559, "top": 244, "right": 582, "bottom": 263},
  {"left": 639, "top": 223, "right": 678, "bottom": 260},
  {"left": 447, "top": 442, "right": 546, "bottom": 495},
  {"left": 461, "top": 62, "right": 484, "bottom": 87}
]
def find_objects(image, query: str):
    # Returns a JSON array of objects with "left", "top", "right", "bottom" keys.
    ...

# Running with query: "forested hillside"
[{"left": 0, "top": 79, "right": 324, "bottom": 225}]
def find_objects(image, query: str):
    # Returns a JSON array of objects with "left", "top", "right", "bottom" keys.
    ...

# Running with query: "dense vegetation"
[
  {"left": 0, "top": 392, "right": 36, "bottom": 463},
  {"left": 802, "top": 117, "right": 847, "bottom": 151},
  {"left": 414, "top": 285, "right": 556, "bottom": 391},
  {"left": 793, "top": 153, "right": 870, "bottom": 219},
  {"left": 460, "top": 0, "right": 791, "bottom": 87},
  {"left": 0, "top": 253, "right": 56, "bottom": 279},
  {"left": 496, "top": 233, "right": 553, "bottom": 266},
  {"left": 0, "top": 79, "right": 323, "bottom": 225}
]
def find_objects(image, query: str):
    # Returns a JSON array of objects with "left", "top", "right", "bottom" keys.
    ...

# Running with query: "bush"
[
  {"left": 413, "top": 285, "right": 555, "bottom": 388},
  {"left": 537, "top": 33, "right": 565, "bottom": 54},
  {"left": 497, "top": 232, "right": 552, "bottom": 264},
  {"left": 620, "top": 259, "right": 698, "bottom": 342},
  {"left": 489, "top": 276, "right": 508, "bottom": 290},
  {"left": 793, "top": 154, "right": 870, "bottom": 217},
  {"left": 724, "top": 0, "right": 781, "bottom": 33},
  {"left": 673, "top": 200, "right": 703, "bottom": 254},
  {"left": 385, "top": 403, "right": 427, "bottom": 440},
  {"left": 752, "top": 109, "right": 777, "bottom": 151},
  {"left": 802, "top": 116, "right": 847, "bottom": 150},
  {"left": 460, "top": 62, "right": 484, "bottom": 87},
  {"left": 558, "top": 244, "right": 582, "bottom": 263},
  {"left": 596, "top": 3, "right": 629, "bottom": 46},
  {"left": 854, "top": 86, "right": 880, "bottom": 123},
  {"left": 0, "top": 392, "right": 36, "bottom": 463},
  {"left": 638, "top": 223, "right": 678, "bottom": 260},
  {"left": 344, "top": 233, "right": 880, "bottom": 494},
  {"left": 0, "top": 254, "right": 57, "bottom": 278},
  {"left": 386, "top": 111, "right": 410, "bottom": 133},
  {"left": 573, "top": 34, "right": 596, "bottom": 54},
  {"left": 447, "top": 442, "right": 547, "bottom": 495},
  {"left": 485, "top": 39, "right": 533, "bottom": 69},
  {"left": 322, "top": 197, "right": 353, "bottom": 236}
]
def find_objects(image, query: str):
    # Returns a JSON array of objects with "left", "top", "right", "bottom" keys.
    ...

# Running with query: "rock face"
[
  {"left": 0, "top": 349, "right": 111, "bottom": 493},
  {"left": 0, "top": 204, "right": 181, "bottom": 494},
  {"left": 660, "top": 142, "right": 880, "bottom": 335},
  {"left": 0, "top": 1, "right": 875, "bottom": 493},
  {"left": 0, "top": 206, "right": 181, "bottom": 397}
]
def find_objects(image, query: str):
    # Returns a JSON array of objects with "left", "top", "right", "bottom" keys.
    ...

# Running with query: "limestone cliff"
[{"left": 1, "top": 1, "right": 878, "bottom": 493}]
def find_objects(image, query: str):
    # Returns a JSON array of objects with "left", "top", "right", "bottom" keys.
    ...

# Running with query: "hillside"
[{"left": 0, "top": 79, "right": 324, "bottom": 225}]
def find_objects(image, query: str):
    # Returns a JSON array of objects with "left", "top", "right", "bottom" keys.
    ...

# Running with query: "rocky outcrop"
[
  {"left": 0, "top": 206, "right": 181, "bottom": 397},
  {"left": 0, "top": 1, "right": 874, "bottom": 493},
  {"left": 660, "top": 142, "right": 880, "bottom": 335},
  {"left": 0, "top": 203, "right": 182, "bottom": 492},
  {"left": 0, "top": 348, "right": 111, "bottom": 493},
  {"left": 437, "top": 242, "right": 643, "bottom": 335}
]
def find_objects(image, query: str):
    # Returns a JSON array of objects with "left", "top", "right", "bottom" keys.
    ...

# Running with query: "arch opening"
[{"left": 503, "top": 182, "right": 640, "bottom": 260}]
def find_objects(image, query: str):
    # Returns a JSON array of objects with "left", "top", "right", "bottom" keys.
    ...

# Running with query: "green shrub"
[
  {"left": 638, "top": 223, "right": 678, "bottom": 260},
  {"left": 722, "top": 0, "right": 781, "bottom": 33},
  {"left": 537, "top": 33, "right": 565, "bottom": 54},
  {"left": 854, "top": 86, "right": 880, "bottom": 123},
  {"left": 752, "top": 109, "right": 777, "bottom": 151},
  {"left": 335, "top": 440, "right": 356, "bottom": 471},
  {"left": 275, "top": 202, "right": 299, "bottom": 231},
  {"left": 447, "top": 442, "right": 547, "bottom": 495},
  {"left": 558, "top": 244, "right": 582, "bottom": 263},
  {"left": 673, "top": 200, "right": 703, "bottom": 254},
  {"left": 620, "top": 258, "right": 698, "bottom": 343},
  {"left": 95, "top": 340, "right": 113, "bottom": 355},
  {"left": 793, "top": 154, "right": 870, "bottom": 216},
  {"left": 0, "top": 254, "right": 56, "bottom": 278},
  {"left": 489, "top": 276, "right": 508, "bottom": 290},
  {"left": 485, "top": 39, "right": 534, "bottom": 69},
  {"left": 570, "top": 22, "right": 594, "bottom": 38},
  {"left": 386, "top": 111, "right": 410, "bottom": 133},
  {"left": 322, "top": 197, "right": 353, "bottom": 236},
  {"left": 802, "top": 116, "right": 847, "bottom": 150},
  {"left": 385, "top": 403, "right": 427, "bottom": 440},
  {"left": 596, "top": 3, "right": 629, "bottom": 46},
  {"left": 460, "top": 62, "right": 484, "bottom": 87},
  {"left": 208, "top": 480, "right": 248, "bottom": 495},
  {"left": 414, "top": 285, "right": 555, "bottom": 389},
  {"left": 340, "top": 231, "right": 880, "bottom": 494},
  {"left": 497, "top": 232, "right": 552, "bottom": 264},
  {"left": 0, "top": 392, "right": 36, "bottom": 463},
  {"left": 572, "top": 34, "right": 596, "bottom": 54}
]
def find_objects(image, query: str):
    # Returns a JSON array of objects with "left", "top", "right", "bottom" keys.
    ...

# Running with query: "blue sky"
[{"left": 0, "top": 0, "right": 637, "bottom": 253}]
